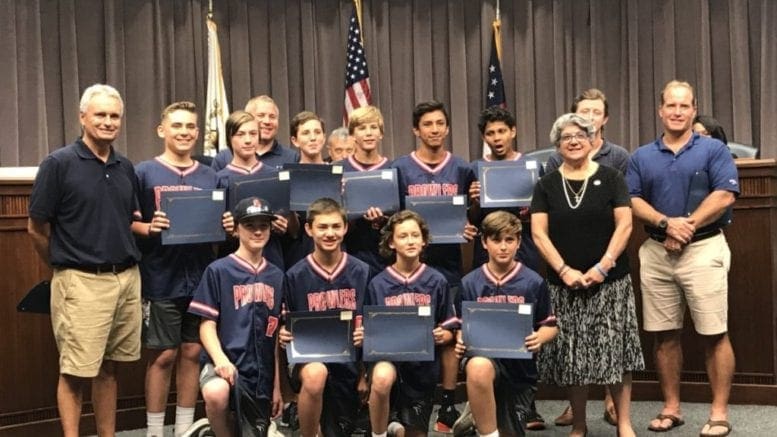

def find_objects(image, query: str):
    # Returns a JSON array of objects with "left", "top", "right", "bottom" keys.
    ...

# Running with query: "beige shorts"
[
  {"left": 51, "top": 266, "right": 142, "bottom": 377},
  {"left": 639, "top": 233, "right": 731, "bottom": 335}
]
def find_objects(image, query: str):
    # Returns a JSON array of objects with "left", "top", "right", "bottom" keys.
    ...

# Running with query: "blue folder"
[
  {"left": 478, "top": 160, "right": 540, "bottom": 208},
  {"left": 160, "top": 189, "right": 226, "bottom": 245},
  {"left": 362, "top": 305, "right": 435, "bottom": 362},
  {"left": 228, "top": 172, "right": 290, "bottom": 214},
  {"left": 283, "top": 163, "right": 343, "bottom": 211},
  {"left": 286, "top": 310, "right": 356, "bottom": 364},
  {"left": 17, "top": 281, "right": 51, "bottom": 314},
  {"left": 405, "top": 195, "right": 467, "bottom": 244},
  {"left": 461, "top": 301, "right": 533, "bottom": 359},
  {"left": 342, "top": 169, "right": 400, "bottom": 220}
]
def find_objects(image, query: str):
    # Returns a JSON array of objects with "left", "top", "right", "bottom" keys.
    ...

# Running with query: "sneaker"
[
  {"left": 279, "top": 402, "right": 299, "bottom": 431},
  {"left": 387, "top": 420, "right": 405, "bottom": 437},
  {"left": 452, "top": 402, "right": 476, "bottom": 436},
  {"left": 525, "top": 409, "right": 546, "bottom": 431},
  {"left": 434, "top": 404, "right": 460, "bottom": 433},
  {"left": 554, "top": 405, "right": 574, "bottom": 426},
  {"left": 181, "top": 418, "right": 213, "bottom": 437}
]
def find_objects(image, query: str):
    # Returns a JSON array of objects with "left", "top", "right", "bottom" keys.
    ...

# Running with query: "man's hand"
[
  {"left": 663, "top": 235, "right": 685, "bottom": 254},
  {"left": 665, "top": 217, "right": 695, "bottom": 244}
]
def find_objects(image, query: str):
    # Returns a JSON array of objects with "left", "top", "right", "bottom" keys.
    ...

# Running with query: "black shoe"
[
  {"left": 434, "top": 404, "right": 461, "bottom": 433},
  {"left": 279, "top": 402, "right": 299, "bottom": 431},
  {"left": 525, "top": 409, "right": 546, "bottom": 431}
]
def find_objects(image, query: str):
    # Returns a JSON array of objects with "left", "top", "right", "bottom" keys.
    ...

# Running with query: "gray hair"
[
  {"left": 329, "top": 127, "right": 350, "bottom": 142},
  {"left": 549, "top": 113, "right": 595, "bottom": 145},
  {"left": 79, "top": 84, "right": 124, "bottom": 115}
]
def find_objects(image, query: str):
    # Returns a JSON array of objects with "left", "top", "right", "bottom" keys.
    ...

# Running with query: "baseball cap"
[{"left": 233, "top": 197, "right": 277, "bottom": 223}]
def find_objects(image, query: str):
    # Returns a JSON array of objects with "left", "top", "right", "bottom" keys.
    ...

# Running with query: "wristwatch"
[{"left": 657, "top": 216, "right": 668, "bottom": 230}]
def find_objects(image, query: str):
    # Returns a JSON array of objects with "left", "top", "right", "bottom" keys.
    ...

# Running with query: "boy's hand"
[
  {"left": 353, "top": 326, "right": 364, "bottom": 347},
  {"left": 222, "top": 212, "right": 235, "bottom": 234},
  {"left": 454, "top": 336, "right": 467, "bottom": 359},
  {"left": 214, "top": 359, "right": 237, "bottom": 386},
  {"left": 364, "top": 207, "right": 388, "bottom": 230},
  {"left": 272, "top": 214, "right": 288, "bottom": 234},
  {"left": 149, "top": 210, "right": 170, "bottom": 235},
  {"left": 468, "top": 180, "right": 481, "bottom": 204},
  {"left": 272, "top": 384, "right": 283, "bottom": 418},
  {"left": 432, "top": 326, "right": 451, "bottom": 345},
  {"left": 524, "top": 331, "right": 542, "bottom": 353},
  {"left": 278, "top": 325, "right": 293, "bottom": 348},
  {"left": 463, "top": 223, "right": 478, "bottom": 242}
]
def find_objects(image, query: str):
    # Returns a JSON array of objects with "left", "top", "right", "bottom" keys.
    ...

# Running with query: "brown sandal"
[
  {"left": 647, "top": 413, "right": 685, "bottom": 432},
  {"left": 699, "top": 419, "right": 731, "bottom": 437}
]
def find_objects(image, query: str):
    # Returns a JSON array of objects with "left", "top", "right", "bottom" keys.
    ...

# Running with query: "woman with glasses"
[{"left": 530, "top": 113, "right": 643, "bottom": 437}]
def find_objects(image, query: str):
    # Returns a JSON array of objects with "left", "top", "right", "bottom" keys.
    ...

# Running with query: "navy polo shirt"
[
  {"left": 28, "top": 139, "right": 141, "bottom": 267},
  {"left": 211, "top": 140, "right": 299, "bottom": 171},
  {"left": 626, "top": 133, "right": 739, "bottom": 218}
]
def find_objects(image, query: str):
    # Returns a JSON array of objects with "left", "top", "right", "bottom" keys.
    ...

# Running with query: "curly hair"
[{"left": 378, "top": 210, "right": 431, "bottom": 260}]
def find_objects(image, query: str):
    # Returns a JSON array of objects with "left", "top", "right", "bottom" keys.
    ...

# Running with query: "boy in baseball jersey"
[
  {"left": 455, "top": 211, "right": 557, "bottom": 437},
  {"left": 131, "top": 102, "right": 233, "bottom": 437},
  {"left": 391, "top": 100, "right": 477, "bottom": 431},
  {"left": 279, "top": 198, "right": 370, "bottom": 436},
  {"left": 336, "top": 105, "right": 393, "bottom": 275},
  {"left": 365, "top": 210, "right": 457, "bottom": 437},
  {"left": 188, "top": 197, "right": 285, "bottom": 436},
  {"left": 216, "top": 110, "right": 296, "bottom": 270}
]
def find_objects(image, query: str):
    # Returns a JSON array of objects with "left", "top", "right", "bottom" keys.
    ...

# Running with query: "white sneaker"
[
  {"left": 387, "top": 420, "right": 405, "bottom": 437},
  {"left": 180, "top": 418, "right": 213, "bottom": 437},
  {"left": 452, "top": 402, "right": 476, "bottom": 436}
]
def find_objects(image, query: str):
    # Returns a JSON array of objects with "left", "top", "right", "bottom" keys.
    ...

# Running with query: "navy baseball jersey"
[
  {"left": 460, "top": 262, "right": 556, "bottom": 383},
  {"left": 216, "top": 162, "right": 285, "bottom": 270},
  {"left": 284, "top": 253, "right": 369, "bottom": 314},
  {"left": 337, "top": 156, "right": 393, "bottom": 275},
  {"left": 135, "top": 158, "right": 220, "bottom": 300},
  {"left": 189, "top": 254, "right": 284, "bottom": 400},
  {"left": 392, "top": 151, "right": 475, "bottom": 285},
  {"left": 366, "top": 263, "right": 456, "bottom": 392},
  {"left": 470, "top": 155, "right": 543, "bottom": 271}
]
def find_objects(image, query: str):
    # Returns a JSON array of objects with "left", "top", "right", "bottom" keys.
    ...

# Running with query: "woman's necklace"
[{"left": 560, "top": 166, "right": 590, "bottom": 209}]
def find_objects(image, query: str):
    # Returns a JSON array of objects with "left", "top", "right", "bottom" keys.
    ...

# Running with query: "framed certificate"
[
  {"left": 228, "top": 172, "right": 290, "bottom": 214},
  {"left": 286, "top": 310, "right": 356, "bottom": 364},
  {"left": 160, "top": 189, "right": 226, "bottom": 245},
  {"left": 478, "top": 160, "right": 539, "bottom": 208},
  {"left": 461, "top": 301, "right": 533, "bottom": 359},
  {"left": 342, "top": 169, "right": 400, "bottom": 220},
  {"left": 284, "top": 164, "right": 343, "bottom": 211},
  {"left": 405, "top": 195, "right": 467, "bottom": 244},
  {"left": 362, "top": 305, "right": 435, "bottom": 362}
]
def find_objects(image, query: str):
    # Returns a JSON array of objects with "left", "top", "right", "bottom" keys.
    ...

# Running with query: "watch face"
[{"left": 659, "top": 218, "right": 668, "bottom": 229}]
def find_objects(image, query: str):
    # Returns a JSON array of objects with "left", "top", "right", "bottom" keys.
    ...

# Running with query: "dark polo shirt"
[{"left": 28, "top": 139, "right": 141, "bottom": 267}]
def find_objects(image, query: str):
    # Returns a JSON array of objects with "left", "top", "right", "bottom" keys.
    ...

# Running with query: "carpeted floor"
[{"left": 103, "top": 399, "right": 777, "bottom": 436}]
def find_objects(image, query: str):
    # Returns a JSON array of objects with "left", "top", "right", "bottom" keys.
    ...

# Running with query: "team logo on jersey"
[
  {"left": 233, "top": 282, "right": 276, "bottom": 309},
  {"left": 477, "top": 295, "right": 525, "bottom": 304},
  {"left": 306, "top": 288, "right": 357, "bottom": 311},
  {"left": 383, "top": 292, "right": 432, "bottom": 306}
]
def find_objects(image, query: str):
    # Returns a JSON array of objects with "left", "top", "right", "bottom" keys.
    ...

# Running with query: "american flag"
[
  {"left": 486, "top": 20, "right": 506, "bottom": 108},
  {"left": 343, "top": 4, "right": 372, "bottom": 125}
]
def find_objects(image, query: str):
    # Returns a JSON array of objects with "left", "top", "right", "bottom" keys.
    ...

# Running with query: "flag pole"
[
  {"left": 354, "top": 0, "right": 364, "bottom": 44},
  {"left": 208, "top": 0, "right": 213, "bottom": 20}
]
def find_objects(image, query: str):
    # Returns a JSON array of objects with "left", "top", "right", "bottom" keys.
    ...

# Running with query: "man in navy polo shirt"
[
  {"left": 28, "top": 84, "right": 142, "bottom": 437},
  {"left": 211, "top": 95, "right": 298, "bottom": 171},
  {"left": 626, "top": 80, "right": 739, "bottom": 437}
]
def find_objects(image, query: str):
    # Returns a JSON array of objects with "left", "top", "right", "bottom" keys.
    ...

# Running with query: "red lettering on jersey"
[
  {"left": 306, "top": 288, "right": 357, "bottom": 311},
  {"left": 383, "top": 292, "right": 432, "bottom": 306},
  {"left": 266, "top": 316, "right": 279, "bottom": 337},
  {"left": 232, "top": 283, "right": 276, "bottom": 309},
  {"left": 441, "top": 183, "right": 459, "bottom": 196},
  {"left": 407, "top": 183, "right": 459, "bottom": 197},
  {"left": 476, "top": 295, "right": 525, "bottom": 304}
]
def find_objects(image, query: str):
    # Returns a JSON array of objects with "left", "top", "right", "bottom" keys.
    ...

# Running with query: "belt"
[
  {"left": 66, "top": 261, "right": 136, "bottom": 274},
  {"left": 648, "top": 229, "right": 721, "bottom": 244}
]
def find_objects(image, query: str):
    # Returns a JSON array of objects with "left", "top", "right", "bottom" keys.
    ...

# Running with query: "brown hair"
[
  {"left": 481, "top": 210, "right": 522, "bottom": 241},
  {"left": 306, "top": 197, "right": 347, "bottom": 226},
  {"left": 290, "top": 111, "right": 325, "bottom": 138},
  {"left": 160, "top": 101, "right": 197, "bottom": 123},
  {"left": 225, "top": 111, "right": 256, "bottom": 151},
  {"left": 378, "top": 210, "right": 430, "bottom": 259}
]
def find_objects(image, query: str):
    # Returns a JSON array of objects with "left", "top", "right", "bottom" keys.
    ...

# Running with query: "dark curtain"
[{"left": 1, "top": 0, "right": 775, "bottom": 166}]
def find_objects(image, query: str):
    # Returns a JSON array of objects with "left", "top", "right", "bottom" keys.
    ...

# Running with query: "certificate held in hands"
[
  {"left": 405, "top": 195, "right": 467, "bottom": 244},
  {"left": 461, "top": 301, "right": 534, "bottom": 359},
  {"left": 284, "top": 163, "right": 343, "bottom": 211},
  {"left": 286, "top": 310, "right": 356, "bottom": 364},
  {"left": 342, "top": 169, "right": 400, "bottom": 220},
  {"left": 362, "top": 305, "right": 435, "bottom": 362},
  {"left": 160, "top": 189, "right": 226, "bottom": 245},
  {"left": 228, "top": 172, "right": 290, "bottom": 214},
  {"left": 478, "top": 160, "right": 540, "bottom": 208}
]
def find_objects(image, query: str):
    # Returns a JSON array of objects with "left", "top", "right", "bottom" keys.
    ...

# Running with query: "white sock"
[
  {"left": 479, "top": 431, "right": 499, "bottom": 437},
  {"left": 372, "top": 432, "right": 388, "bottom": 437},
  {"left": 146, "top": 411, "right": 165, "bottom": 437},
  {"left": 174, "top": 406, "right": 196, "bottom": 437}
]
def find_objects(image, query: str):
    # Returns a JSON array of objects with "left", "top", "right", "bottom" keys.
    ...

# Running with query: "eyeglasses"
[{"left": 559, "top": 132, "right": 589, "bottom": 144}]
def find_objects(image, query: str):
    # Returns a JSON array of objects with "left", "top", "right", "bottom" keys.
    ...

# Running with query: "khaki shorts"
[
  {"left": 51, "top": 266, "right": 142, "bottom": 377},
  {"left": 639, "top": 233, "right": 731, "bottom": 335}
]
